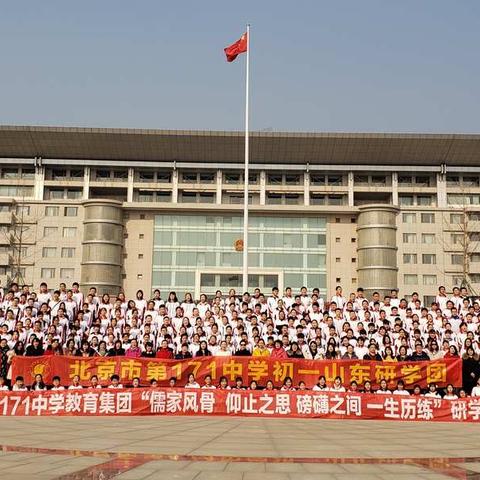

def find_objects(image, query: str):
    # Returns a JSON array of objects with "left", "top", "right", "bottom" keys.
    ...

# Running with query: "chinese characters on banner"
[
  {"left": 11, "top": 356, "right": 462, "bottom": 389},
  {"left": 0, "top": 388, "right": 479, "bottom": 422}
]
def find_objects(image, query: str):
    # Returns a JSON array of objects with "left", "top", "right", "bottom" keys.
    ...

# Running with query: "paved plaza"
[{"left": 0, "top": 416, "right": 480, "bottom": 479}]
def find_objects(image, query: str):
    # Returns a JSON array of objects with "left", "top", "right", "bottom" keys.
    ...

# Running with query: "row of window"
[
  {"left": 404, "top": 273, "right": 480, "bottom": 285},
  {"left": 39, "top": 268, "right": 75, "bottom": 279},
  {"left": 402, "top": 212, "right": 435, "bottom": 223},
  {"left": 42, "top": 247, "right": 76, "bottom": 258},
  {"left": 44, "top": 227, "right": 77, "bottom": 238},
  {"left": 404, "top": 232, "right": 480, "bottom": 245},
  {"left": 399, "top": 195, "right": 435, "bottom": 206},
  {"left": 403, "top": 253, "right": 480, "bottom": 265},
  {"left": 45, "top": 206, "right": 78, "bottom": 217}
]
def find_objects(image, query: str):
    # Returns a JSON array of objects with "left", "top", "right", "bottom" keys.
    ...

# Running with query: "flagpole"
[{"left": 242, "top": 24, "right": 250, "bottom": 293}]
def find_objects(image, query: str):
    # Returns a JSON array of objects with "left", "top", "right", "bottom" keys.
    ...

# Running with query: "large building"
[{"left": 1, "top": 125, "right": 480, "bottom": 303}]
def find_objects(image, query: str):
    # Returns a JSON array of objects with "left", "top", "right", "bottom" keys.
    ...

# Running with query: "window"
[
  {"left": 137, "top": 273, "right": 143, "bottom": 280},
  {"left": 398, "top": 175, "right": 412, "bottom": 185},
  {"left": 41, "top": 268, "right": 55, "bottom": 279},
  {"left": 52, "top": 169, "right": 67, "bottom": 180},
  {"left": 266, "top": 193, "right": 282, "bottom": 205},
  {"left": 403, "top": 233, "right": 416, "bottom": 244},
  {"left": 61, "top": 247, "right": 75, "bottom": 258},
  {"left": 181, "top": 173, "right": 197, "bottom": 183},
  {"left": 42, "top": 247, "right": 57, "bottom": 258},
  {"left": 66, "top": 190, "right": 82, "bottom": 199},
  {"left": 471, "top": 253, "right": 480, "bottom": 262},
  {"left": 180, "top": 191, "right": 197, "bottom": 203},
  {"left": 60, "top": 268, "right": 75, "bottom": 279},
  {"left": 404, "top": 274, "right": 418, "bottom": 285},
  {"left": 470, "top": 232, "right": 480, "bottom": 242},
  {"left": 417, "top": 196, "right": 433, "bottom": 206},
  {"left": 267, "top": 174, "right": 283, "bottom": 185},
  {"left": 62, "top": 227, "right": 77, "bottom": 238},
  {"left": 70, "top": 169, "right": 84, "bottom": 178},
  {"left": 335, "top": 257, "right": 340, "bottom": 263},
  {"left": 310, "top": 194, "right": 325, "bottom": 205},
  {"left": 199, "top": 192, "right": 215, "bottom": 203},
  {"left": 138, "top": 254, "right": 144, "bottom": 259},
  {"left": 371, "top": 175, "right": 386, "bottom": 185},
  {"left": 403, "top": 253, "right": 417, "bottom": 264},
  {"left": 421, "top": 234, "right": 435, "bottom": 244},
  {"left": 399, "top": 195, "right": 414, "bottom": 206},
  {"left": 45, "top": 206, "right": 60, "bottom": 217},
  {"left": 310, "top": 174, "right": 326, "bottom": 186},
  {"left": 451, "top": 233, "right": 463, "bottom": 245},
  {"left": 64, "top": 207, "right": 78, "bottom": 217},
  {"left": 16, "top": 205, "right": 30, "bottom": 216},
  {"left": 285, "top": 194, "right": 300, "bottom": 205},
  {"left": 139, "top": 234, "right": 144, "bottom": 239},
  {"left": 415, "top": 176, "right": 430, "bottom": 186},
  {"left": 422, "top": 254, "right": 436, "bottom": 265},
  {"left": 138, "top": 170, "right": 155, "bottom": 182},
  {"left": 470, "top": 274, "right": 480, "bottom": 283},
  {"left": 96, "top": 170, "right": 110, "bottom": 179},
  {"left": 113, "top": 170, "right": 128, "bottom": 180},
  {"left": 446, "top": 175, "right": 460, "bottom": 187},
  {"left": 462, "top": 176, "right": 479, "bottom": 187},
  {"left": 138, "top": 191, "right": 154, "bottom": 202},
  {"left": 335, "top": 237, "right": 340, "bottom": 243},
  {"left": 402, "top": 213, "right": 416, "bottom": 224},
  {"left": 451, "top": 254, "right": 463, "bottom": 265},
  {"left": 327, "top": 175, "right": 343, "bottom": 186},
  {"left": 200, "top": 173, "right": 215, "bottom": 183},
  {"left": 2, "top": 168, "right": 19, "bottom": 178},
  {"left": 285, "top": 174, "right": 301, "bottom": 185},
  {"left": 21, "top": 168, "right": 35, "bottom": 179},
  {"left": 44, "top": 226, "right": 58, "bottom": 236},
  {"left": 423, "top": 275, "right": 437, "bottom": 285},
  {"left": 157, "top": 172, "right": 172, "bottom": 183},
  {"left": 421, "top": 213, "right": 434, "bottom": 223},
  {"left": 224, "top": 173, "right": 241, "bottom": 184},
  {"left": 450, "top": 213, "right": 463, "bottom": 225},
  {"left": 354, "top": 175, "right": 369, "bottom": 185}
]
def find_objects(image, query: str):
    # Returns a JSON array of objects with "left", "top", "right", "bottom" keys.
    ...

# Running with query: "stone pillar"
[
  {"left": 127, "top": 168, "right": 134, "bottom": 203},
  {"left": 357, "top": 204, "right": 399, "bottom": 298},
  {"left": 80, "top": 199, "right": 124, "bottom": 295},
  {"left": 34, "top": 165, "right": 44, "bottom": 200},
  {"left": 83, "top": 167, "right": 90, "bottom": 200},
  {"left": 216, "top": 169, "right": 222, "bottom": 204},
  {"left": 260, "top": 171, "right": 266, "bottom": 205},
  {"left": 304, "top": 171, "right": 310, "bottom": 206},
  {"left": 437, "top": 172, "right": 447, "bottom": 208},
  {"left": 347, "top": 171, "right": 354, "bottom": 207},
  {"left": 392, "top": 172, "right": 399, "bottom": 206}
]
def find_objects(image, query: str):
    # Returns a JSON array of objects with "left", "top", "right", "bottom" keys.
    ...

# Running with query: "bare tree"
[{"left": 440, "top": 203, "right": 479, "bottom": 296}]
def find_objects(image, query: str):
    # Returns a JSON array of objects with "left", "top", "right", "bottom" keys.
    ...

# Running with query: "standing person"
[
  {"left": 462, "top": 347, "right": 480, "bottom": 394},
  {"left": 0, "top": 338, "right": 9, "bottom": 384}
]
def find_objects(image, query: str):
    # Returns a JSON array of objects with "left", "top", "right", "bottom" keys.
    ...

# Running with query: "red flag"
[{"left": 224, "top": 32, "right": 248, "bottom": 62}]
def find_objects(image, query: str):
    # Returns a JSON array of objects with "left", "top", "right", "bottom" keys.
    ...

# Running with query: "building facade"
[{"left": 1, "top": 126, "right": 480, "bottom": 304}]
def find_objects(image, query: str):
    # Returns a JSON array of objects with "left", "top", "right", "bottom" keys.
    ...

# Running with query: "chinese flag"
[{"left": 224, "top": 32, "right": 248, "bottom": 62}]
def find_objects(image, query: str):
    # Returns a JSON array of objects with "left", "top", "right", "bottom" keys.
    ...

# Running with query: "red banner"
[
  {"left": 0, "top": 388, "right": 478, "bottom": 422},
  {"left": 11, "top": 356, "right": 462, "bottom": 389}
]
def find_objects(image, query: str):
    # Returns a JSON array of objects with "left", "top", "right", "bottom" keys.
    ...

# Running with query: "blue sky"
[{"left": 1, "top": 1, "right": 479, "bottom": 132}]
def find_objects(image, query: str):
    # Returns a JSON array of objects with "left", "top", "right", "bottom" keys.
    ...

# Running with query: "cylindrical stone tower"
[
  {"left": 80, "top": 199, "right": 124, "bottom": 295},
  {"left": 357, "top": 204, "right": 399, "bottom": 298}
]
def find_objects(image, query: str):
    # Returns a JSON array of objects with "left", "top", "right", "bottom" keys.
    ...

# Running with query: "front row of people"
[{"left": 2, "top": 373, "right": 480, "bottom": 399}]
